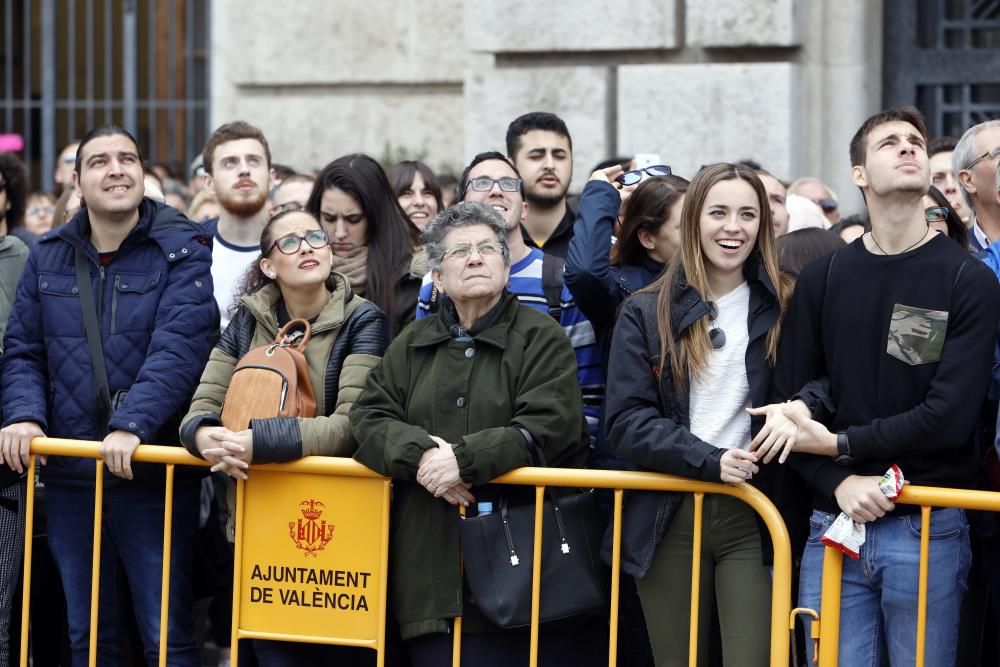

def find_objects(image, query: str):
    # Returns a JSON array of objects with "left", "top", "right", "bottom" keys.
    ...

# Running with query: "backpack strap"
[
  {"left": 75, "top": 248, "right": 113, "bottom": 437},
  {"left": 542, "top": 253, "right": 565, "bottom": 321}
]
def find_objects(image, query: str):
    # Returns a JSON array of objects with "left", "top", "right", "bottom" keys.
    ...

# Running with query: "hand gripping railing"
[
  {"left": 803, "top": 484, "right": 1000, "bottom": 666},
  {"left": 17, "top": 439, "right": 794, "bottom": 667}
]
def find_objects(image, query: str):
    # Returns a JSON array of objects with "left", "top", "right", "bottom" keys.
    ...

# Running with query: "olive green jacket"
[{"left": 350, "top": 291, "right": 587, "bottom": 640}]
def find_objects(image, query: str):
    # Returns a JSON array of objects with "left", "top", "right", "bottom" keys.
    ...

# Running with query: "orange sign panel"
[{"left": 237, "top": 469, "right": 388, "bottom": 642}]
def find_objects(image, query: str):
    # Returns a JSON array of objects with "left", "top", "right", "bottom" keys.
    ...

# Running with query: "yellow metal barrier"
[
  {"left": 18, "top": 438, "right": 794, "bottom": 667},
  {"left": 808, "top": 485, "right": 1000, "bottom": 666}
]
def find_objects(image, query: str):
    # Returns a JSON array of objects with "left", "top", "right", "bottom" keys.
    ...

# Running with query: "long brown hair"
[
  {"left": 610, "top": 175, "right": 689, "bottom": 267},
  {"left": 644, "top": 163, "right": 791, "bottom": 388}
]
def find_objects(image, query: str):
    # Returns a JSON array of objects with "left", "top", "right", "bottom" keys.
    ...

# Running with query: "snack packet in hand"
[{"left": 820, "top": 465, "right": 905, "bottom": 559}]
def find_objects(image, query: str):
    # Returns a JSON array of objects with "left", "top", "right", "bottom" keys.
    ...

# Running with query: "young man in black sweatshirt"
[{"left": 759, "top": 107, "right": 1000, "bottom": 666}]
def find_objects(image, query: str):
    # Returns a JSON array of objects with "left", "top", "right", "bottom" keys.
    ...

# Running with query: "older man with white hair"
[{"left": 955, "top": 120, "right": 1000, "bottom": 252}]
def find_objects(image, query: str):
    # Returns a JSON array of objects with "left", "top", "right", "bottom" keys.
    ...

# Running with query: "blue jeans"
[
  {"left": 799, "top": 508, "right": 971, "bottom": 666},
  {"left": 46, "top": 479, "right": 200, "bottom": 667}
]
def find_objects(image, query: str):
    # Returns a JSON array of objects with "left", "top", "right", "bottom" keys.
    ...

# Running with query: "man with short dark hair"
[
  {"left": 955, "top": 120, "right": 1000, "bottom": 251},
  {"left": 927, "top": 136, "right": 971, "bottom": 225},
  {"left": 763, "top": 107, "right": 999, "bottom": 665},
  {"left": 0, "top": 125, "right": 218, "bottom": 666},
  {"left": 200, "top": 120, "right": 275, "bottom": 328},
  {"left": 505, "top": 112, "right": 576, "bottom": 258}
]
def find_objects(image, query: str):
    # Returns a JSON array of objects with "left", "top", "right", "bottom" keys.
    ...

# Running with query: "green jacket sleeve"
[
  {"left": 351, "top": 337, "right": 437, "bottom": 478},
  {"left": 300, "top": 352, "right": 381, "bottom": 457},
  {"left": 453, "top": 316, "right": 585, "bottom": 486}
]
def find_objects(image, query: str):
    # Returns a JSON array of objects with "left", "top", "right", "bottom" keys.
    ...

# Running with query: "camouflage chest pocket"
[{"left": 887, "top": 304, "right": 948, "bottom": 366}]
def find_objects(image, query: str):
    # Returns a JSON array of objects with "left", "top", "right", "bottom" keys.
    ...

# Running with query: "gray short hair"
[
  {"left": 954, "top": 120, "right": 1000, "bottom": 208},
  {"left": 996, "top": 160, "right": 1000, "bottom": 194},
  {"left": 423, "top": 202, "right": 511, "bottom": 272}
]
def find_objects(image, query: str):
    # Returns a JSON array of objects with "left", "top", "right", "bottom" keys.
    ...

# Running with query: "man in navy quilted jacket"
[{"left": 0, "top": 125, "right": 218, "bottom": 666}]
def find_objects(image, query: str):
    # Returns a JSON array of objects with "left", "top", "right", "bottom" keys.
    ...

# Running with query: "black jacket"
[{"left": 603, "top": 256, "right": 782, "bottom": 577}]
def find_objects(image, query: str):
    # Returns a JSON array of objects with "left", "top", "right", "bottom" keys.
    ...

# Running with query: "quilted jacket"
[{"left": 0, "top": 198, "right": 219, "bottom": 484}]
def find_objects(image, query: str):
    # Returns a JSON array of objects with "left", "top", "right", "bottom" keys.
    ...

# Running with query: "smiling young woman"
[{"left": 604, "top": 163, "right": 794, "bottom": 665}]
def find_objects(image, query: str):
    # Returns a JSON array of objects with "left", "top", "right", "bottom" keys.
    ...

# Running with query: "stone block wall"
[{"left": 213, "top": 1, "right": 881, "bottom": 210}]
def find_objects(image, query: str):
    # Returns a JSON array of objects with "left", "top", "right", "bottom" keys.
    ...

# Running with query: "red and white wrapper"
[{"left": 820, "top": 465, "right": 905, "bottom": 559}]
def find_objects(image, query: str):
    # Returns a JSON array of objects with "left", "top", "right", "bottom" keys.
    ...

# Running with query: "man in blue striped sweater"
[{"left": 416, "top": 152, "right": 603, "bottom": 446}]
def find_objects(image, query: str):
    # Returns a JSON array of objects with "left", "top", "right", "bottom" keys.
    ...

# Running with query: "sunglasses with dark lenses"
[
  {"left": 269, "top": 229, "right": 330, "bottom": 255},
  {"left": 925, "top": 206, "right": 950, "bottom": 224},
  {"left": 616, "top": 164, "right": 672, "bottom": 186},
  {"left": 816, "top": 198, "right": 838, "bottom": 213},
  {"left": 465, "top": 176, "right": 522, "bottom": 193}
]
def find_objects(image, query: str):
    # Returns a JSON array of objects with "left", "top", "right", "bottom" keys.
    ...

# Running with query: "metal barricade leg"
[
  {"left": 18, "top": 456, "right": 37, "bottom": 667},
  {"left": 158, "top": 464, "right": 175, "bottom": 667},
  {"left": 818, "top": 546, "right": 843, "bottom": 667},
  {"left": 88, "top": 461, "right": 105, "bottom": 667},
  {"left": 915, "top": 506, "right": 931, "bottom": 667},
  {"left": 529, "top": 486, "right": 545, "bottom": 667},
  {"left": 688, "top": 493, "right": 704, "bottom": 667},
  {"left": 608, "top": 489, "right": 624, "bottom": 667}
]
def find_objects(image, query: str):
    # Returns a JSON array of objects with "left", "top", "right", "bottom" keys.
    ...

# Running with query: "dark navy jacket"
[
  {"left": 603, "top": 258, "right": 781, "bottom": 576},
  {"left": 565, "top": 180, "right": 665, "bottom": 468},
  {"left": 1, "top": 199, "right": 219, "bottom": 484}
]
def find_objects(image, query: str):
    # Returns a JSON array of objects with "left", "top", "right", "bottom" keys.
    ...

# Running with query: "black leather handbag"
[{"left": 458, "top": 485, "right": 607, "bottom": 629}]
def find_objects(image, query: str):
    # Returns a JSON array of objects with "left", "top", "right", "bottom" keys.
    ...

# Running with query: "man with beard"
[
  {"left": 201, "top": 121, "right": 275, "bottom": 328},
  {"left": 506, "top": 112, "right": 576, "bottom": 259}
]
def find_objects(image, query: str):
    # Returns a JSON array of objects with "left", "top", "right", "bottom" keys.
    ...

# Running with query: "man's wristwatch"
[{"left": 834, "top": 432, "right": 854, "bottom": 466}]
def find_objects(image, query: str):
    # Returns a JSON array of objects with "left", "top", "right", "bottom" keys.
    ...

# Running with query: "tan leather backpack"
[{"left": 220, "top": 319, "right": 317, "bottom": 431}]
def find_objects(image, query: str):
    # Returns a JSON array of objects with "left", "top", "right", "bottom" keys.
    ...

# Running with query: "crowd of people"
[{"left": 0, "top": 106, "right": 997, "bottom": 667}]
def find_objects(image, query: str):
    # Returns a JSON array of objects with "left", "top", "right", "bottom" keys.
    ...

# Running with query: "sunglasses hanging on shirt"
[{"left": 707, "top": 303, "right": 726, "bottom": 350}]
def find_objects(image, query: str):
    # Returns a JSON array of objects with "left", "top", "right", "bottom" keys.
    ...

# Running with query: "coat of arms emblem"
[{"left": 288, "top": 499, "right": 335, "bottom": 557}]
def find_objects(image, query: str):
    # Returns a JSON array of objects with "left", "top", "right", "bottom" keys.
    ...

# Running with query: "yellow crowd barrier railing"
[
  {"left": 18, "top": 438, "right": 794, "bottom": 667},
  {"left": 807, "top": 484, "right": 1000, "bottom": 666}
]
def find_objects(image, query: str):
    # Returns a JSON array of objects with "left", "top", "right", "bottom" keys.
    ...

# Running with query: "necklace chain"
[{"left": 868, "top": 225, "right": 930, "bottom": 256}]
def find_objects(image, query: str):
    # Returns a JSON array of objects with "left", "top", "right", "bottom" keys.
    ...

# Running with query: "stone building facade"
[{"left": 212, "top": 1, "right": 881, "bottom": 212}]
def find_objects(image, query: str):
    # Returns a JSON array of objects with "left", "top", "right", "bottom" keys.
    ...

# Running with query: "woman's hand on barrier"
[
  {"left": 833, "top": 475, "right": 895, "bottom": 523},
  {"left": 438, "top": 481, "right": 476, "bottom": 507},
  {"left": 99, "top": 429, "right": 141, "bottom": 480},
  {"left": 197, "top": 427, "right": 252, "bottom": 480},
  {"left": 747, "top": 402, "right": 803, "bottom": 464},
  {"left": 416, "top": 438, "right": 466, "bottom": 503},
  {"left": 719, "top": 448, "right": 759, "bottom": 484},
  {"left": 0, "top": 421, "right": 45, "bottom": 473}
]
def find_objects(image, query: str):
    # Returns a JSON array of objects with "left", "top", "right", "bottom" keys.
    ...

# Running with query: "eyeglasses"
[
  {"left": 268, "top": 229, "right": 330, "bottom": 255},
  {"left": 966, "top": 146, "right": 1000, "bottom": 170},
  {"left": 442, "top": 240, "right": 502, "bottom": 261},
  {"left": 616, "top": 165, "right": 672, "bottom": 186},
  {"left": 464, "top": 176, "right": 521, "bottom": 193},
  {"left": 27, "top": 205, "right": 54, "bottom": 217},
  {"left": 925, "top": 206, "right": 950, "bottom": 224},
  {"left": 269, "top": 201, "right": 307, "bottom": 219},
  {"left": 815, "top": 198, "right": 838, "bottom": 213}
]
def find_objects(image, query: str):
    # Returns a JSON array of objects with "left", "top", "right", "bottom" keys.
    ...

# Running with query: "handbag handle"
[
  {"left": 273, "top": 318, "right": 312, "bottom": 349},
  {"left": 498, "top": 491, "right": 573, "bottom": 567}
]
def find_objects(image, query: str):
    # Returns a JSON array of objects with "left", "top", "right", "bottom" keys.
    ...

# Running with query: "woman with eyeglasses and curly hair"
[
  {"left": 180, "top": 205, "right": 390, "bottom": 665},
  {"left": 606, "top": 163, "right": 795, "bottom": 666}
]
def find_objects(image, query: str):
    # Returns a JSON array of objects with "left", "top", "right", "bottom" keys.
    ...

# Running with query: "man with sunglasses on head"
[
  {"left": 415, "top": 151, "right": 603, "bottom": 447},
  {"left": 200, "top": 120, "right": 276, "bottom": 329},
  {"left": 955, "top": 120, "right": 1000, "bottom": 253},
  {"left": 506, "top": 111, "right": 576, "bottom": 259},
  {"left": 788, "top": 176, "right": 840, "bottom": 224}
]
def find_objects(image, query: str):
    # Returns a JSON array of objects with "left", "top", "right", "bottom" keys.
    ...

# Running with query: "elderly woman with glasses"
[
  {"left": 351, "top": 202, "right": 597, "bottom": 666},
  {"left": 179, "top": 206, "right": 390, "bottom": 664}
]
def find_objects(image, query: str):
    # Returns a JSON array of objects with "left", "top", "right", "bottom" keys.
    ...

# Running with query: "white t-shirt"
[
  {"left": 689, "top": 281, "right": 751, "bottom": 451},
  {"left": 210, "top": 230, "right": 259, "bottom": 331}
]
